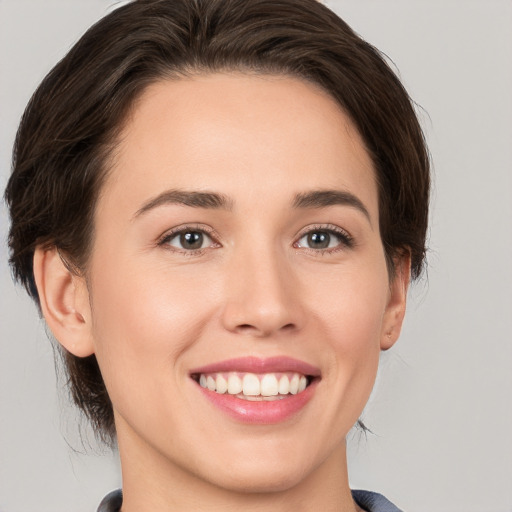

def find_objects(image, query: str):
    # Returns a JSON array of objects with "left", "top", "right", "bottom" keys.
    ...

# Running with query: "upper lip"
[{"left": 190, "top": 356, "right": 321, "bottom": 377}]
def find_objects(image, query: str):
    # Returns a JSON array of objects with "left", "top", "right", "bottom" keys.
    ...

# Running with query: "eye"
[
  {"left": 296, "top": 227, "right": 353, "bottom": 251},
  {"left": 161, "top": 228, "right": 216, "bottom": 251}
]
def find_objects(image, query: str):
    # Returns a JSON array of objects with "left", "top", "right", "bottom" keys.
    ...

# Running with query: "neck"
[{"left": 116, "top": 419, "right": 360, "bottom": 512}]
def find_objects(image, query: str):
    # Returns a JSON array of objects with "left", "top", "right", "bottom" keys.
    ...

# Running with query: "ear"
[
  {"left": 380, "top": 252, "right": 411, "bottom": 351},
  {"left": 33, "top": 247, "right": 95, "bottom": 357}
]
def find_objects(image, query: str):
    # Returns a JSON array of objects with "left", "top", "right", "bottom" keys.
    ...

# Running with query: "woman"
[{"left": 4, "top": 0, "right": 429, "bottom": 511}]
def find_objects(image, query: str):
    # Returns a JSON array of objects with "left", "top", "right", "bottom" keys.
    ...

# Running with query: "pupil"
[
  {"left": 180, "top": 231, "right": 203, "bottom": 249},
  {"left": 308, "top": 231, "right": 330, "bottom": 249}
]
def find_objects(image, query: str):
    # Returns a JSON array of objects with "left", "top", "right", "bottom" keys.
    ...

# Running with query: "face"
[{"left": 77, "top": 74, "right": 407, "bottom": 492}]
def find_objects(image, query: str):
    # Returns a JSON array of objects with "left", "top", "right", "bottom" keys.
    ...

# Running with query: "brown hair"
[{"left": 4, "top": 0, "right": 430, "bottom": 443}]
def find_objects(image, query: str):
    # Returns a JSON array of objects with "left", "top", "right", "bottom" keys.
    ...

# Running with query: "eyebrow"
[
  {"left": 133, "top": 187, "right": 371, "bottom": 223},
  {"left": 133, "top": 189, "right": 234, "bottom": 218},
  {"left": 292, "top": 189, "right": 371, "bottom": 222}
]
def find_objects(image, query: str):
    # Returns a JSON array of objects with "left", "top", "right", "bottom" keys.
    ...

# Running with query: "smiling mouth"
[
  {"left": 189, "top": 357, "right": 320, "bottom": 423},
  {"left": 191, "top": 372, "right": 314, "bottom": 401}
]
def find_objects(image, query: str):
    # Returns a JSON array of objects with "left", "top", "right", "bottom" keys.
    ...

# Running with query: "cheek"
[
  {"left": 86, "top": 258, "right": 220, "bottom": 403},
  {"left": 323, "top": 290, "right": 384, "bottom": 390},
  {"left": 305, "top": 260, "right": 388, "bottom": 417},
  {"left": 307, "top": 259, "right": 389, "bottom": 348}
]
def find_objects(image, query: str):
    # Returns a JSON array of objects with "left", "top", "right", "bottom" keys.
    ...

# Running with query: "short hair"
[{"left": 4, "top": 0, "right": 430, "bottom": 443}]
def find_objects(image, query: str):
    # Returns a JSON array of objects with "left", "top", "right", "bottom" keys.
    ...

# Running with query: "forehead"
[{"left": 98, "top": 73, "right": 377, "bottom": 219}]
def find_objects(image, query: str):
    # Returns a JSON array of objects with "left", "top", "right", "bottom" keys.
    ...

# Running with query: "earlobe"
[
  {"left": 380, "top": 253, "right": 411, "bottom": 351},
  {"left": 33, "top": 247, "right": 95, "bottom": 357}
]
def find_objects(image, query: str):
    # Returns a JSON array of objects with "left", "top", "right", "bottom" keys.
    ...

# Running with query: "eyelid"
[
  {"left": 156, "top": 223, "right": 353, "bottom": 254},
  {"left": 294, "top": 223, "right": 354, "bottom": 251},
  {"left": 157, "top": 224, "right": 221, "bottom": 251}
]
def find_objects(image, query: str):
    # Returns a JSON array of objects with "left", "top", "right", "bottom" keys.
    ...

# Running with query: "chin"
[
  {"left": 194, "top": 442, "right": 317, "bottom": 494},
  {"left": 211, "top": 463, "right": 307, "bottom": 494}
]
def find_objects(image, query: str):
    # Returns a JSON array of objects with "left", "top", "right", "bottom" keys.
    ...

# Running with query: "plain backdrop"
[{"left": 1, "top": 1, "right": 511, "bottom": 511}]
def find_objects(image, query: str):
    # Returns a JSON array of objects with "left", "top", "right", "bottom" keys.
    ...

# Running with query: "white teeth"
[
  {"left": 227, "top": 374, "right": 243, "bottom": 394},
  {"left": 198, "top": 371, "right": 311, "bottom": 397},
  {"left": 289, "top": 374, "right": 300, "bottom": 395},
  {"left": 242, "top": 373, "right": 260, "bottom": 396},
  {"left": 260, "top": 374, "right": 279, "bottom": 396},
  {"left": 240, "top": 394, "right": 285, "bottom": 401},
  {"left": 216, "top": 374, "right": 228, "bottom": 394},
  {"left": 278, "top": 375, "right": 290, "bottom": 395},
  {"left": 206, "top": 375, "right": 216, "bottom": 391}
]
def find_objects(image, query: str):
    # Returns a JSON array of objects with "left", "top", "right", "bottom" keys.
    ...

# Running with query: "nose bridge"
[{"left": 221, "top": 239, "right": 301, "bottom": 336}]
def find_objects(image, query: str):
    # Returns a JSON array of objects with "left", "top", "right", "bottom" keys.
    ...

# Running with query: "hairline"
[{"left": 83, "top": 68, "right": 386, "bottom": 277}]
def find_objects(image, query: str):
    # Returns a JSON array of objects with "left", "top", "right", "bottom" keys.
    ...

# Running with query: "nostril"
[
  {"left": 235, "top": 322, "right": 297, "bottom": 336},
  {"left": 235, "top": 324, "right": 259, "bottom": 334}
]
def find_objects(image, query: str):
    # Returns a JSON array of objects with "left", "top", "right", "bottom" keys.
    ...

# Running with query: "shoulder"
[
  {"left": 352, "top": 489, "right": 404, "bottom": 512},
  {"left": 97, "top": 488, "right": 404, "bottom": 512},
  {"left": 97, "top": 489, "right": 122, "bottom": 512}
]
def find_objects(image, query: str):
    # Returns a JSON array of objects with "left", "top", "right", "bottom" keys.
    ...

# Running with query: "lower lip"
[{"left": 195, "top": 379, "right": 318, "bottom": 424}]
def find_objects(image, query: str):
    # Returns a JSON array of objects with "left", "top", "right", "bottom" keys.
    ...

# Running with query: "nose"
[{"left": 220, "top": 246, "right": 303, "bottom": 338}]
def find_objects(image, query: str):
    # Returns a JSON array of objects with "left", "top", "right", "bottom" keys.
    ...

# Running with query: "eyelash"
[
  {"left": 294, "top": 224, "right": 354, "bottom": 254},
  {"left": 157, "top": 224, "right": 219, "bottom": 256},
  {"left": 157, "top": 223, "right": 354, "bottom": 255}
]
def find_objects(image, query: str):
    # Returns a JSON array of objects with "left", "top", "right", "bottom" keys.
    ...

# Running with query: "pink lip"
[
  {"left": 190, "top": 356, "right": 321, "bottom": 425},
  {"left": 189, "top": 356, "right": 321, "bottom": 377},
  {"left": 196, "top": 381, "right": 318, "bottom": 424}
]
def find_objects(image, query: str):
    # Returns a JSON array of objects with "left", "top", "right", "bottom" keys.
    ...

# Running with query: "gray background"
[{"left": 1, "top": 1, "right": 511, "bottom": 511}]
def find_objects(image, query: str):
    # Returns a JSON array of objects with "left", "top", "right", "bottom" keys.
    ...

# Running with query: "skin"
[{"left": 34, "top": 73, "right": 409, "bottom": 512}]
